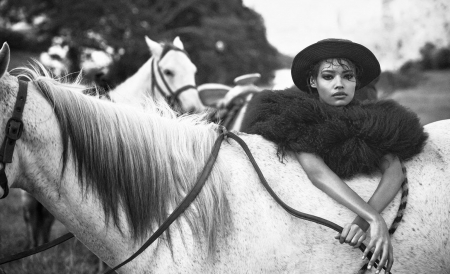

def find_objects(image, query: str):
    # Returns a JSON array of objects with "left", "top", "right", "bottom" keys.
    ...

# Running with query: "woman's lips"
[{"left": 332, "top": 92, "right": 347, "bottom": 98}]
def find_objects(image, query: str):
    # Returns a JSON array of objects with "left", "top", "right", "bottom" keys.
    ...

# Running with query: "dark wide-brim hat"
[{"left": 291, "top": 38, "right": 381, "bottom": 92}]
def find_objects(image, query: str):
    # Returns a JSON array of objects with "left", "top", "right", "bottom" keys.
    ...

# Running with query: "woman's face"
[{"left": 311, "top": 59, "right": 356, "bottom": 106}]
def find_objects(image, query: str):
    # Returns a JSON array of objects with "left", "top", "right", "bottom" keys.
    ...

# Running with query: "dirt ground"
[{"left": 385, "top": 70, "right": 450, "bottom": 125}]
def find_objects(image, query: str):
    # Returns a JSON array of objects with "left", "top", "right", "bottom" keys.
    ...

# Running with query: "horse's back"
[
  {"left": 213, "top": 127, "right": 450, "bottom": 273},
  {"left": 143, "top": 122, "right": 450, "bottom": 273},
  {"left": 211, "top": 133, "right": 376, "bottom": 273}
]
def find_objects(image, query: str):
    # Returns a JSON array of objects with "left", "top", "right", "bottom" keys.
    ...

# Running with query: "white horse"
[
  {"left": 106, "top": 36, "right": 205, "bottom": 113},
  {"left": 0, "top": 43, "right": 449, "bottom": 274}
]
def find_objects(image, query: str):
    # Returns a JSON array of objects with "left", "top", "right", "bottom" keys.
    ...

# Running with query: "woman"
[{"left": 241, "top": 39, "right": 428, "bottom": 274}]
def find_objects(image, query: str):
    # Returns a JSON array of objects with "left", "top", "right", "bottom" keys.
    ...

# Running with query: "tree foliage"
[{"left": 0, "top": 0, "right": 285, "bottom": 86}]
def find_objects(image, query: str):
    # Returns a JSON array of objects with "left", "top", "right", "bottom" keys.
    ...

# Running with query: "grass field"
[{"left": 384, "top": 70, "right": 450, "bottom": 125}]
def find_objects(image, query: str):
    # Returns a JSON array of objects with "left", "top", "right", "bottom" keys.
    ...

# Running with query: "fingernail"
[
  {"left": 362, "top": 256, "right": 365, "bottom": 260},
  {"left": 375, "top": 270, "right": 379, "bottom": 274},
  {"left": 367, "top": 265, "right": 372, "bottom": 269}
]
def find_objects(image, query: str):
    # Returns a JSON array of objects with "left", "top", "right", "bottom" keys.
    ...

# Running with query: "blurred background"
[{"left": 0, "top": 0, "right": 449, "bottom": 273}]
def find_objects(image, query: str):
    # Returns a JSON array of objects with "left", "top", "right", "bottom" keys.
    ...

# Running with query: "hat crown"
[
  {"left": 317, "top": 38, "right": 352, "bottom": 43},
  {"left": 291, "top": 38, "right": 381, "bottom": 92}
]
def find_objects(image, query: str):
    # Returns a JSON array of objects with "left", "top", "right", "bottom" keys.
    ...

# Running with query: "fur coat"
[{"left": 241, "top": 88, "right": 428, "bottom": 179}]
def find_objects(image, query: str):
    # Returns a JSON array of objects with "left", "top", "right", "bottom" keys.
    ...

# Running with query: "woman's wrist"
[
  {"left": 352, "top": 216, "right": 370, "bottom": 231},
  {"left": 366, "top": 212, "right": 384, "bottom": 225}
]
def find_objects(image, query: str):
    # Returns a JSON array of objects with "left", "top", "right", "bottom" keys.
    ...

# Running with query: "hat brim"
[{"left": 291, "top": 40, "right": 380, "bottom": 92}]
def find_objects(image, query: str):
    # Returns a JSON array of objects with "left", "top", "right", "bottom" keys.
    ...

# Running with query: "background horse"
[
  {"left": 1, "top": 43, "right": 449, "bottom": 273},
  {"left": 106, "top": 36, "right": 205, "bottom": 113}
]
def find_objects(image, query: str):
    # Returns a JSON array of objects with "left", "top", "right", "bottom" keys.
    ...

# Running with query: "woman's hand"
[
  {"left": 364, "top": 216, "right": 394, "bottom": 274},
  {"left": 335, "top": 223, "right": 366, "bottom": 248}
]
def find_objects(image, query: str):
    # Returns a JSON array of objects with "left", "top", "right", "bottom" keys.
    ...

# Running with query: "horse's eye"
[{"left": 163, "top": 69, "right": 173, "bottom": 77}]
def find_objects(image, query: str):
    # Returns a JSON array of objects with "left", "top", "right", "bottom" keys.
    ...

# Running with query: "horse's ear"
[
  {"left": 173, "top": 36, "right": 184, "bottom": 50},
  {"left": 0, "top": 42, "right": 11, "bottom": 79},
  {"left": 145, "top": 35, "right": 163, "bottom": 57}
]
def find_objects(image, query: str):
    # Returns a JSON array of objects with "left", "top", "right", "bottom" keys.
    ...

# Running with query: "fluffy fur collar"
[{"left": 241, "top": 88, "right": 428, "bottom": 179}]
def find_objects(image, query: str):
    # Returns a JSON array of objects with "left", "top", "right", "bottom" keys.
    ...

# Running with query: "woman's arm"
[
  {"left": 296, "top": 152, "right": 383, "bottom": 224},
  {"left": 352, "top": 154, "right": 405, "bottom": 231},
  {"left": 296, "top": 152, "right": 393, "bottom": 273}
]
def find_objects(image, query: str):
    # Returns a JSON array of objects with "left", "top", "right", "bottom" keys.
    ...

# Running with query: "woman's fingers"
[
  {"left": 362, "top": 241, "right": 372, "bottom": 261},
  {"left": 365, "top": 241, "right": 382, "bottom": 269},
  {"left": 385, "top": 245, "right": 394, "bottom": 273},
  {"left": 345, "top": 227, "right": 358, "bottom": 245},
  {"left": 365, "top": 242, "right": 393, "bottom": 273},
  {"left": 352, "top": 231, "right": 366, "bottom": 248},
  {"left": 336, "top": 224, "right": 351, "bottom": 244},
  {"left": 375, "top": 243, "right": 389, "bottom": 273},
  {"left": 336, "top": 224, "right": 365, "bottom": 246}
]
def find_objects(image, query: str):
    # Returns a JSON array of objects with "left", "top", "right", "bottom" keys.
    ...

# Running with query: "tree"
[{"left": 0, "top": 0, "right": 285, "bottom": 86}]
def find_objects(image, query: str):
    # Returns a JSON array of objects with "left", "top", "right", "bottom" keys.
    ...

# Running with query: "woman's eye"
[
  {"left": 322, "top": 74, "right": 333, "bottom": 80},
  {"left": 345, "top": 74, "right": 355, "bottom": 80}
]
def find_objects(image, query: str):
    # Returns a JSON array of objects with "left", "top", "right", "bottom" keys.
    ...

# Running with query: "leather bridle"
[
  {"left": 0, "top": 80, "right": 28, "bottom": 199},
  {"left": 150, "top": 45, "right": 197, "bottom": 110}
]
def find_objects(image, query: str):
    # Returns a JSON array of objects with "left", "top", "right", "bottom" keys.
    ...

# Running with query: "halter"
[
  {"left": 150, "top": 45, "right": 197, "bottom": 109},
  {"left": 0, "top": 80, "right": 28, "bottom": 199}
]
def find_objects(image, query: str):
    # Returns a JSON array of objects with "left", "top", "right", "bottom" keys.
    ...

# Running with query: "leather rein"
[{"left": 0, "top": 80, "right": 389, "bottom": 273}]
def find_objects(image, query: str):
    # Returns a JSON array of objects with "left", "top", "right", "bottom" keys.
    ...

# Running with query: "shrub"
[{"left": 432, "top": 47, "right": 450, "bottom": 69}]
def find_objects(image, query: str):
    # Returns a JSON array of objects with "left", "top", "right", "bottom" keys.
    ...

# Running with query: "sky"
[
  {"left": 242, "top": 0, "right": 382, "bottom": 88},
  {"left": 243, "top": 0, "right": 381, "bottom": 89},
  {"left": 242, "top": 0, "right": 450, "bottom": 88},
  {"left": 242, "top": 0, "right": 382, "bottom": 57}
]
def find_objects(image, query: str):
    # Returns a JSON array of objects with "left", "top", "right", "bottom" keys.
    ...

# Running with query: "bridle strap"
[
  {"left": 0, "top": 80, "right": 28, "bottom": 199},
  {"left": 150, "top": 50, "right": 196, "bottom": 108}
]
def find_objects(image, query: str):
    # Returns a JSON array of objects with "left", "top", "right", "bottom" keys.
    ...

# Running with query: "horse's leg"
[
  {"left": 97, "top": 258, "right": 107, "bottom": 274},
  {"left": 39, "top": 204, "right": 55, "bottom": 244},
  {"left": 22, "top": 201, "right": 33, "bottom": 248},
  {"left": 21, "top": 192, "right": 39, "bottom": 247}
]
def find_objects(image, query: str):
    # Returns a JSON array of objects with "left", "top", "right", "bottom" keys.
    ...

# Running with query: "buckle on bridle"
[{"left": 6, "top": 118, "right": 24, "bottom": 140}]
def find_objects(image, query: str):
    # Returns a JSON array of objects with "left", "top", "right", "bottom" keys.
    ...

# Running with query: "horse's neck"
[
  {"left": 25, "top": 156, "right": 140, "bottom": 266},
  {"left": 13, "top": 82, "right": 142, "bottom": 266},
  {"left": 111, "top": 58, "right": 155, "bottom": 102}
]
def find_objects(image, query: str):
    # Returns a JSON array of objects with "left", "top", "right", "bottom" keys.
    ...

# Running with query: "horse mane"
[{"left": 14, "top": 63, "right": 231, "bottom": 254}]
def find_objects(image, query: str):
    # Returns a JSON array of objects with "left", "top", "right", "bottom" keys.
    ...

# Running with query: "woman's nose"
[{"left": 334, "top": 76, "right": 344, "bottom": 88}]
